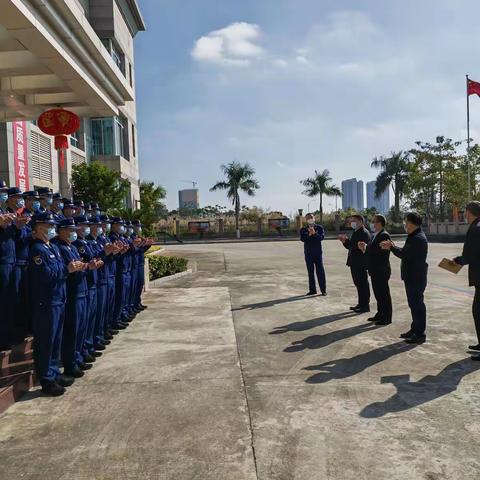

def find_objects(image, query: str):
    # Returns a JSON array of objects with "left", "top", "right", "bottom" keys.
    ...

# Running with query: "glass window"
[
  {"left": 91, "top": 117, "right": 128, "bottom": 157},
  {"left": 132, "top": 124, "right": 136, "bottom": 157},
  {"left": 70, "top": 130, "right": 79, "bottom": 148}
]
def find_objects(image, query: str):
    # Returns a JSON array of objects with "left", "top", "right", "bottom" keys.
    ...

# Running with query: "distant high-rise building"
[
  {"left": 341, "top": 178, "right": 364, "bottom": 211},
  {"left": 179, "top": 189, "right": 200, "bottom": 209},
  {"left": 366, "top": 181, "right": 390, "bottom": 214}
]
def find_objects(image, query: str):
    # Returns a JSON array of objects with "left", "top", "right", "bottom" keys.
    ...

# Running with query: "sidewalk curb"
[{"left": 148, "top": 260, "right": 197, "bottom": 288}]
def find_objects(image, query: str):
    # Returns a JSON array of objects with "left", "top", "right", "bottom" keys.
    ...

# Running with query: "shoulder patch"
[
  {"left": 79, "top": 247, "right": 86, "bottom": 254},
  {"left": 34, "top": 255, "right": 43, "bottom": 265}
]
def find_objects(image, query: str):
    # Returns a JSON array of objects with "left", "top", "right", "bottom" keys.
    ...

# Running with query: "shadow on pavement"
[
  {"left": 304, "top": 341, "right": 417, "bottom": 384},
  {"left": 232, "top": 294, "right": 317, "bottom": 311},
  {"left": 284, "top": 322, "right": 381, "bottom": 353},
  {"left": 360, "top": 357, "right": 480, "bottom": 418},
  {"left": 270, "top": 311, "right": 356, "bottom": 335}
]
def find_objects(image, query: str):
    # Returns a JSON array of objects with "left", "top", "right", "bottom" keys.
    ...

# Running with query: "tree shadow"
[
  {"left": 270, "top": 311, "right": 356, "bottom": 335},
  {"left": 284, "top": 322, "right": 381, "bottom": 353},
  {"left": 304, "top": 341, "right": 417, "bottom": 384},
  {"left": 360, "top": 357, "right": 480, "bottom": 418},
  {"left": 233, "top": 294, "right": 317, "bottom": 311}
]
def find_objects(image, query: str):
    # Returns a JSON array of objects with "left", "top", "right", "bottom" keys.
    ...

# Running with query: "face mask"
[
  {"left": 46, "top": 197, "right": 53, "bottom": 206},
  {"left": 127, "top": 228, "right": 134, "bottom": 235},
  {"left": 0, "top": 193, "right": 8, "bottom": 203},
  {"left": 32, "top": 201, "right": 41, "bottom": 211},
  {"left": 137, "top": 228, "right": 142, "bottom": 234},
  {"left": 57, "top": 203, "right": 64, "bottom": 211},
  {"left": 105, "top": 223, "right": 111, "bottom": 233},
  {"left": 96, "top": 227, "right": 103, "bottom": 236},
  {"left": 95, "top": 210, "right": 101, "bottom": 216},
  {"left": 307, "top": 219, "right": 315, "bottom": 225},
  {"left": 47, "top": 227, "right": 56, "bottom": 240},
  {"left": 83, "top": 227, "right": 91, "bottom": 237},
  {"left": 119, "top": 226, "right": 126, "bottom": 235},
  {"left": 351, "top": 222, "right": 357, "bottom": 230},
  {"left": 16, "top": 199, "right": 25, "bottom": 209},
  {"left": 68, "top": 231, "right": 78, "bottom": 242}
]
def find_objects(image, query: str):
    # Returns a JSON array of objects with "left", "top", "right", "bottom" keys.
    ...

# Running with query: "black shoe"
[
  {"left": 350, "top": 305, "right": 360, "bottom": 311},
  {"left": 400, "top": 330, "right": 415, "bottom": 339},
  {"left": 108, "top": 329, "right": 119, "bottom": 336},
  {"left": 65, "top": 367, "right": 85, "bottom": 378},
  {"left": 321, "top": 292, "right": 327, "bottom": 296},
  {"left": 92, "top": 351, "right": 103, "bottom": 357},
  {"left": 104, "top": 332, "right": 114, "bottom": 340},
  {"left": 41, "top": 381, "right": 66, "bottom": 397},
  {"left": 79, "top": 362, "right": 93, "bottom": 371},
  {"left": 115, "top": 323, "right": 127, "bottom": 330},
  {"left": 471, "top": 355, "right": 480, "bottom": 361},
  {"left": 353, "top": 306, "right": 370, "bottom": 313},
  {"left": 375, "top": 319, "right": 392, "bottom": 326},
  {"left": 405, "top": 334, "right": 426, "bottom": 344},
  {"left": 83, "top": 353, "right": 96, "bottom": 363},
  {"left": 102, "top": 339, "right": 111, "bottom": 346},
  {"left": 469, "top": 344, "right": 480, "bottom": 351},
  {"left": 139, "top": 304, "right": 147, "bottom": 310},
  {"left": 367, "top": 316, "right": 379, "bottom": 322},
  {"left": 56, "top": 375, "right": 75, "bottom": 387},
  {"left": 94, "top": 344, "right": 106, "bottom": 351},
  {"left": 306, "top": 291, "right": 317, "bottom": 296}
]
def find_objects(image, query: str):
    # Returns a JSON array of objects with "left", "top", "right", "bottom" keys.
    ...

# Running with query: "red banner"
[{"left": 12, "top": 121, "right": 29, "bottom": 191}]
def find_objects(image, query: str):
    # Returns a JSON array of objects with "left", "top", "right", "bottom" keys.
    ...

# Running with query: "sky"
[{"left": 134, "top": 0, "right": 480, "bottom": 215}]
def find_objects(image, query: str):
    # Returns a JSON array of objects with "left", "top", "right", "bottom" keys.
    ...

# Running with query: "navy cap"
[
  {"left": 63, "top": 198, "right": 74, "bottom": 207},
  {"left": 0, "top": 179, "right": 7, "bottom": 191},
  {"left": 132, "top": 219, "right": 142, "bottom": 226},
  {"left": 58, "top": 218, "right": 79, "bottom": 229},
  {"left": 52, "top": 193, "right": 62, "bottom": 200},
  {"left": 125, "top": 220, "right": 132, "bottom": 226},
  {"left": 74, "top": 215, "right": 91, "bottom": 225},
  {"left": 90, "top": 202, "right": 99, "bottom": 209},
  {"left": 99, "top": 214, "right": 110, "bottom": 222},
  {"left": 74, "top": 200, "right": 85, "bottom": 208},
  {"left": 110, "top": 216, "right": 125, "bottom": 225},
  {"left": 7, "top": 187, "right": 22, "bottom": 196},
  {"left": 23, "top": 190, "right": 39, "bottom": 198},
  {"left": 32, "top": 212, "right": 56, "bottom": 225},
  {"left": 36, "top": 187, "right": 53, "bottom": 196},
  {"left": 89, "top": 215, "right": 101, "bottom": 225}
]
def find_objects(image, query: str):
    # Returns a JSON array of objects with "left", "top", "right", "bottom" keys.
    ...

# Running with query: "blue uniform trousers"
[
  {"left": 305, "top": 253, "right": 326, "bottom": 294},
  {"left": 405, "top": 280, "right": 427, "bottom": 336},
  {"left": 32, "top": 303, "right": 64, "bottom": 385},
  {"left": 13, "top": 264, "right": 30, "bottom": 341},
  {"left": 0, "top": 263, "right": 15, "bottom": 348},
  {"left": 135, "top": 262, "right": 145, "bottom": 307},
  {"left": 94, "top": 283, "right": 108, "bottom": 344},
  {"left": 114, "top": 272, "right": 131, "bottom": 324},
  {"left": 106, "top": 277, "right": 116, "bottom": 330},
  {"left": 83, "top": 287, "right": 97, "bottom": 355},
  {"left": 129, "top": 264, "right": 138, "bottom": 313},
  {"left": 63, "top": 296, "right": 87, "bottom": 372}
]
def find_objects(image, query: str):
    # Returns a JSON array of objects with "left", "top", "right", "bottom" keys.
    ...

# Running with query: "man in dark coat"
[
  {"left": 359, "top": 214, "right": 392, "bottom": 325},
  {"left": 338, "top": 214, "right": 371, "bottom": 312},
  {"left": 300, "top": 213, "right": 327, "bottom": 296},
  {"left": 381, "top": 212, "right": 428, "bottom": 344},
  {"left": 453, "top": 201, "right": 480, "bottom": 359}
]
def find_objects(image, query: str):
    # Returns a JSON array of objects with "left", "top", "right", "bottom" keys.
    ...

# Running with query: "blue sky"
[{"left": 135, "top": 0, "right": 480, "bottom": 214}]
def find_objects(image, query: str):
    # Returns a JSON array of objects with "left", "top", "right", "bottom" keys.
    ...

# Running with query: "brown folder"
[{"left": 438, "top": 258, "right": 463, "bottom": 274}]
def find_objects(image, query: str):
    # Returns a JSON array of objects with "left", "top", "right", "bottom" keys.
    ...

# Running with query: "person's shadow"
[
  {"left": 284, "top": 322, "right": 381, "bottom": 353},
  {"left": 270, "top": 311, "right": 356, "bottom": 335},
  {"left": 233, "top": 294, "right": 316, "bottom": 311},
  {"left": 360, "top": 357, "right": 480, "bottom": 418},
  {"left": 304, "top": 341, "right": 417, "bottom": 384}
]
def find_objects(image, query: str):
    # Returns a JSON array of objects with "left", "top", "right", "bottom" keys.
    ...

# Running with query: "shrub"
[{"left": 148, "top": 256, "right": 188, "bottom": 281}]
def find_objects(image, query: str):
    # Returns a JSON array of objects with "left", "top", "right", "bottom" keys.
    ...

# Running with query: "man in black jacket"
[
  {"left": 338, "top": 214, "right": 371, "bottom": 313},
  {"left": 381, "top": 212, "right": 428, "bottom": 344},
  {"left": 359, "top": 214, "right": 392, "bottom": 325},
  {"left": 300, "top": 213, "right": 326, "bottom": 296},
  {"left": 453, "top": 201, "right": 480, "bottom": 359}
]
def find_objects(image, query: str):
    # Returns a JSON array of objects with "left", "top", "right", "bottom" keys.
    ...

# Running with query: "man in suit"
[
  {"left": 338, "top": 214, "right": 371, "bottom": 313},
  {"left": 359, "top": 214, "right": 392, "bottom": 325},
  {"left": 300, "top": 213, "right": 326, "bottom": 296},
  {"left": 381, "top": 212, "right": 428, "bottom": 344},
  {"left": 453, "top": 201, "right": 480, "bottom": 359}
]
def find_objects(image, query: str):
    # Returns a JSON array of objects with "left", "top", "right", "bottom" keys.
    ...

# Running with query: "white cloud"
[
  {"left": 272, "top": 59, "right": 288, "bottom": 68},
  {"left": 191, "top": 22, "right": 265, "bottom": 67},
  {"left": 296, "top": 55, "right": 309, "bottom": 64}
]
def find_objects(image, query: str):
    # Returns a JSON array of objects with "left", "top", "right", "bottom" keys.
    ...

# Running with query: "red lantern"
[{"left": 38, "top": 109, "right": 80, "bottom": 170}]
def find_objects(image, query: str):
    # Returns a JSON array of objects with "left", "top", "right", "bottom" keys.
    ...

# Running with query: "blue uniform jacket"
[
  {"left": 54, "top": 239, "right": 87, "bottom": 298},
  {"left": 86, "top": 235, "right": 108, "bottom": 285},
  {"left": 73, "top": 238, "right": 97, "bottom": 288},
  {"left": 300, "top": 224, "right": 325, "bottom": 256},
  {"left": 98, "top": 234, "right": 116, "bottom": 278},
  {"left": 391, "top": 228, "right": 428, "bottom": 283},
  {"left": 0, "top": 208, "right": 17, "bottom": 265}
]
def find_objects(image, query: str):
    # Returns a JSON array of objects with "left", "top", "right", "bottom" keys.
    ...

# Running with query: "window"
[
  {"left": 132, "top": 124, "right": 136, "bottom": 158},
  {"left": 129, "top": 63, "right": 133, "bottom": 87},
  {"left": 91, "top": 117, "right": 128, "bottom": 158},
  {"left": 71, "top": 151, "right": 86, "bottom": 167},
  {"left": 101, "top": 38, "right": 125, "bottom": 76},
  {"left": 30, "top": 131, "right": 52, "bottom": 182},
  {"left": 70, "top": 130, "right": 79, "bottom": 148}
]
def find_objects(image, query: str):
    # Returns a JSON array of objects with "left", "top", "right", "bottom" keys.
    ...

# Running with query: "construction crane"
[{"left": 180, "top": 180, "right": 198, "bottom": 189}]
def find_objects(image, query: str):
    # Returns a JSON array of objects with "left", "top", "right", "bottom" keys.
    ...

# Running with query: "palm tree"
[
  {"left": 300, "top": 169, "right": 342, "bottom": 223},
  {"left": 371, "top": 151, "right": 410, "bottom": 222},
  {"left": 210, "top": 161, "right": 260, "bottom": 238}
]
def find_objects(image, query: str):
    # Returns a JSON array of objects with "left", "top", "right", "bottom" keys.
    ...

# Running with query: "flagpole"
[{"left": 467, "top": 74, "right": 472, "bottom": 201}]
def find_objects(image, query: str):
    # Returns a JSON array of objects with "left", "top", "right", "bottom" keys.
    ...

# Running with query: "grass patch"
[
  {"left": 149, "top": 255, "right": 188, "bottom": 281},
  {"left": 146, "top": 245, "right": 163, "bottom": 255}
]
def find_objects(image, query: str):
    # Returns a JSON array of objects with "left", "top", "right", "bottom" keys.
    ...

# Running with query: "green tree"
[
  {"left": 300, "top": 169, "right": 341, "bottom": 223},
  {"left": 137, "top": 181, "right": 167, "bottom": 233},
  {"left": 71, "top": 162, "right": 130, "bottom": 211},
  {"left": 371, "top": 151, "right": 410, "bottom": 222},
  {"left": 210, "top": 161, "right": 260, "bottom": 238}
]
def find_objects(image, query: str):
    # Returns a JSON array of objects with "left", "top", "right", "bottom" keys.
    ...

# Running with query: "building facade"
[
  {"left": 0, "top": 0, "right": 145, "bottom": 208},
  {"left": 341, "top": 178, "right": 364, "bottom": 211},
  {"left": 366, "top": 181, "right": 390, "bottom": 214},
  {"left": 179, "top": 189, "right": 200, "bottom": 209}
]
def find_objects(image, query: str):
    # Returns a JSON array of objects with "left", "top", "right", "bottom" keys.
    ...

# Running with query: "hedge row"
[{"left": 148, "top": 255, "right": 188, "bottom": 281}]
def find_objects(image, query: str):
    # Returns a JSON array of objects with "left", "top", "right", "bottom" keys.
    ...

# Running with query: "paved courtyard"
[{"left": 0, "top": 239, "right": 479, "bottom": 480}]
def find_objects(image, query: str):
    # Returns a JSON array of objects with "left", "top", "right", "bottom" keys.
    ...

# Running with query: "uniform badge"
[
  {"left": 34, "top": 255, "right": 43, "bottom": 265},
  {"left": 79, "top": 247, "right": 85, "bottom": 254}
]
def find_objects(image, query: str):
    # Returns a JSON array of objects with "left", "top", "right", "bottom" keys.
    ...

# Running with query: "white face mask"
[
  {"left": 351, "top": 222, "right": 357, "bottom": 230},
  {"left": 307, "top": 219, "right": 315, "bottom": 225}
]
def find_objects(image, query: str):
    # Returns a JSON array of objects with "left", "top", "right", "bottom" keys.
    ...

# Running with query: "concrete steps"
[{"left": 0, "top": 337, "right": 36, "bottom": 414}]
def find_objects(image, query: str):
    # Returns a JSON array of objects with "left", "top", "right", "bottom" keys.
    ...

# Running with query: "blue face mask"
[
  {"left": 47, "top": 227, "right": 56, "bottom": 240},
  {"left": 105, "top": 223, "right": 111, "bottom": 232},
  {"left": 80, "top": 208, "right": 85, "bottom": 216},
  {"left": 57, "top": 203, "right": 64, "bottom": 211},
  {"left": 32, "top": 201, "right": 41, "bottom": 211},
  {"left": 119, "top": 226, "right": 126, "bottom": 235},
  {"left": 127, "top": 228, "right": 134, "bottom": 235},
  {"left": 68, "top": 231, "right": 78, "bottom": 242},
  {"left": 0, "top": 193, "right": 8, "bottom": 203},
  {"left": 97, "top": 227, "right": 104, "bottom": 236},
  {"left": 46, "top": 197, "right": 53, "bottom": 206},
  {"left": 95, "top": 210, "right": 101, "bottom": 215},
  {"left": 83, "top": 227, "right": 91, "bottom": 237},
  {"left": 16, "top": 199, "right": 25, "bottom": 209}
]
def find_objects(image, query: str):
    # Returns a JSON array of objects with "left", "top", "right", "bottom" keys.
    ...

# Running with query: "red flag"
[{"left": 467, "top": 79, "right": 480, "bottom": 97}]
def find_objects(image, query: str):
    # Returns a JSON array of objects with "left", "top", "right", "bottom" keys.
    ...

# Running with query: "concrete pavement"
[{"left": 1, "top": 239, "right": 479, "bottom": 479}]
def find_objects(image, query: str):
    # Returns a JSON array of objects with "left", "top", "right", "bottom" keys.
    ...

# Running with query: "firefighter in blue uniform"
[
  {"left": 36, "top": 187, "right": 53, "bottom": 213},
  {"left": 63, "top": 198, "right": 76, "bottom": 219},
  {"left": 73, "top": 200, "right": 85, "bottom": 217},
  {"left": 29, "top": 212, "right": 76, "bottom": 395},
  {"left": 124, "top": 221, "right": 136, "bottom": 320},
  {"left": 23, "top": 190, "right": 41, "bottom": 213},
  {"left": 53, "top": 218, "right": 90, "bottom": 378},
  {"left": 51, "top": 193, "right": 65, "bottom": 222},
  {"left": 6, "top": 187, "right": 32, "bottom": 342},
  {"left": 131, "top": 220, "right": 150, "bottom": 312},
  {"left": 73, "top": 215, "right": 102, "bottom": 363}
]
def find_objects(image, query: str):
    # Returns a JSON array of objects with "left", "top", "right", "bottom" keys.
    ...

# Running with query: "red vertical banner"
[{"left": 12, "top": 121, "right": 29, "bottom": 191}]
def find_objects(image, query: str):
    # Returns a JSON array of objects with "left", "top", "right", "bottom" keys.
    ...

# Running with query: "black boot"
[{"left": 41, "top": 381, "right": 66, "bottom": 397}]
